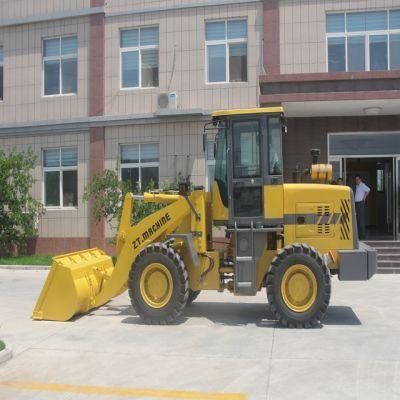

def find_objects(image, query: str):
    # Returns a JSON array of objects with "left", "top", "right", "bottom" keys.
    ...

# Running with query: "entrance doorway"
[
  {"left": 328, "top": 132, "right": 400, "bottom": 240},
  {"left": 344, "top": 158, "right": 395, "bottom": 240}
]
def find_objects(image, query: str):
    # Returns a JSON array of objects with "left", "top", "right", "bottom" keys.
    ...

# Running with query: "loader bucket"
[{"left": 32, "top": 248, "right": 114, "bottom": 322}]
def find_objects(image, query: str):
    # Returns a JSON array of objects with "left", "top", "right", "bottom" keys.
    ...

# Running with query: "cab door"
[{"left": 228, "top": 118, "right": 264, "bottom": 223}]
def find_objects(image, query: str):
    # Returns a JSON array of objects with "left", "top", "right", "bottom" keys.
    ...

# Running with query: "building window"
[
  {"left": 120, "top": 143, "right": 160, "bottom": 191},
  {"left": 0, "top": 46, "right": 3, "bottom": 100},
  {"left": 120, "top": 27, "right": 159, "bottom": 88},
  {"left": 206, "top": 140, "right": 216, "bottom": 191},
  {"left": 205, "top": 19, "right": 248, "bottom": 83},
  {"left": 326, "top": 10, "right": 400, "bottom": 72},
  {"left": 43, "top": 36, "right": 78, "bottom": 96},
  {"left": 43, "top": 148, "right": 78, "bottom": 208}
]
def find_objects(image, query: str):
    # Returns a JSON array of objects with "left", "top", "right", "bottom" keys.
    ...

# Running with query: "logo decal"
[{"left": 132, "top": 213, "right": 172, "bottom": 249}]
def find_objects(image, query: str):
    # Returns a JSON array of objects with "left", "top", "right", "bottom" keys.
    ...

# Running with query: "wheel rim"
[
  {"left": 281, "top": 264, "right": 317, "bottom": 313},
  {"left": 140, "top": 263, "right": 173, "bottom": 308}
]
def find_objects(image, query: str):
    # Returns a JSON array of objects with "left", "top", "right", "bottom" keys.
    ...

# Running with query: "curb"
[
  {"left": 0, "top": 345, "right": 13, "bottom": 364},
  {"left": 0, "top": 265, "right": 50, "bottom": 271}
]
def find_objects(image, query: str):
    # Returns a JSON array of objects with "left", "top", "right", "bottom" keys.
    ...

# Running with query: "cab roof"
[{"left": 212, "top": 107, "right": 284, "bottom": 118}]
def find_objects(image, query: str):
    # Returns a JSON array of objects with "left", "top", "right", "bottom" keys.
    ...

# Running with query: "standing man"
[{"left": 354, "top": 175, "right": 370, "bottom": 240}]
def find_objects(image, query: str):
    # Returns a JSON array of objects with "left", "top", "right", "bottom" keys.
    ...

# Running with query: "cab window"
[
  {"left": 214, "top": 126, "right": 228, "bottom": 206},
  {"left": 232, "top": 120, "right": 261, "bottom": 179},
  {"left": 268, "top": 117, "right": 283, "bottom": 175}
]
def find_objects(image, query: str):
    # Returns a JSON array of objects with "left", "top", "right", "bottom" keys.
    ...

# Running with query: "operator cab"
[{"left": 205, "top": 107, "right": 286, "bottom": 227}]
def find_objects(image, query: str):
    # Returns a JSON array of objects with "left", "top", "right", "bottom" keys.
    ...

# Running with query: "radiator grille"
[{"left": 317, "top": 205, "right": 332, "bottom": 235}]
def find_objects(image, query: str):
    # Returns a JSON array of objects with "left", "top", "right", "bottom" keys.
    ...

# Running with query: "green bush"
[
  {"left": 83, "top": 169, "right": 130, "bottom": 226},
  {"left": 0, "top": 149, "right": 44, "bottom": 255},
  {"left": 0, "top": 340, "right": 5, "bottom": 351},
  {"left": 83, "top": 168, "right": 177, "bottom": 234}
]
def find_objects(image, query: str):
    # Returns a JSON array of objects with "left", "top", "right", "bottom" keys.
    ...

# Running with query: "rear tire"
[
  {"left": 266, "top": 243, "right": 331, "bottom": 328},
  {"left": 128, "top": 243, "right": 189, "bottom": 324},
  {"left": 187, "top": 289, "right": 201, "bottom": 305}
]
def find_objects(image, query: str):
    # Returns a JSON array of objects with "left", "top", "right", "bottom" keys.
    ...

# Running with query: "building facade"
[
  {"left": 261, "top": 0, "right": 400, "bottom": 240},
  {"left": 0, "top": 0, "right": 264, "bottom": 253},
  {"left": 1, "top": 0, "right": 400, "bottom": 254}
]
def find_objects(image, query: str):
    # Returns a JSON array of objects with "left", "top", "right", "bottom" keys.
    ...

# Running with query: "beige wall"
[
  {"left": 105, "top": 119, "right": 206, "bottom": 184},
  {"left": 0, "top": 17, "right": 89, "bottom": 124},
  {"left": 104, "top": 118, "right": 207, "bottom": 236},
  {"left": 280, "top": 0, "right": 400, "bottom": 74},
  {"left": 0, "top": 2, "right": 262, "bottom": 125},
  {"left": 0, "top": 1, "right": 262, "bottom": 243},
  {"left": 105, "top": 3, "right": 263, "bottom": 115},
  {"left": 105, "top": 0, "right": 234, "bottom": 13},
  {"left": 0, "top": 132, "right": 90, "bottom": 238},
  {"left": 0, "top": 0, "right": 91, "bottom": 20}
]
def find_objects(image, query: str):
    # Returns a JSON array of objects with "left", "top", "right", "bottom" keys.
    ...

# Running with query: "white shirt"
[{"left": 355, "top": 182, "right": 370, "bottom": 202}]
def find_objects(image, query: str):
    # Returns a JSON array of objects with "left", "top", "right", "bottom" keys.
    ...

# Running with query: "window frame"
[
  {"left": 205, "top": 18, "right": 248, "bottom": 84},
  {"left": 119, "top": 143, "right": 160, "bottom": 191},
  {"left": 42, "top": 35, "right": 78, "bottom": 98},
  {"left": 42, "top": 147, "right": 78, "bottom": 210},
  {"left": 206, "top": 140, "right": 216, "bottom": 191},
  {"left": 119, "top": 26, "right": 159, "bottom": 90},
  {"left": 267, "top": 117, "right": 283, "bottom": 177},
  {"left": 0, "top": 45, "right": 3, "bottom": 101},
  {"left": 326, "top": 10, "right": 400, "bottom": 72}
]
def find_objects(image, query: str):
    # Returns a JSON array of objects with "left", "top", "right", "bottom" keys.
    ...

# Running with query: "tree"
[
  {"left": 0, "top": 149, "right": 44, "bottom": 255},
  {"left": 83, "top": 168, "right": 167, "bottom": 235}
]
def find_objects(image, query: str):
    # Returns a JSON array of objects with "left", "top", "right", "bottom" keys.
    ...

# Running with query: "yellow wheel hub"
[
  {"left": 140, "top": 263, "right": 173, "bottom": 308},
  {"left": 281, "top": 264, "right": 317, "bottom": 313}
]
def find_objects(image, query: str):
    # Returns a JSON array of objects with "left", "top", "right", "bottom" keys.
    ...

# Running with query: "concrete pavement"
[
  {"left": 0, "top": 270, "right": 399, "bottom": 400},
  {"left": 0, "top": 265, "right": 50, "bottom": 270}
]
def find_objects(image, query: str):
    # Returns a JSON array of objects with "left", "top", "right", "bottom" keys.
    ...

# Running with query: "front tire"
[
  {"left": 128, "top": 243, "right": 189, "bottom": 324},
  {"left": 187, "top": 289, "right": 201, "bottom": 305},
  {"left": 266, "top": 243, "right": 331, "bottom": 328}
]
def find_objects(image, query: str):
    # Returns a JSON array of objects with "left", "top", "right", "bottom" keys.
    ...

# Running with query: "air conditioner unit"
[{"left": 157, "top": 92, "right": 178, "bottom": 110}]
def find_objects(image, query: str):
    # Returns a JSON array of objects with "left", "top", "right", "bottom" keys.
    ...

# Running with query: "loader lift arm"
[
  {"left": 93, "top": 193, "right": 192, "bottom": 307},
  {"left": 33, "top": 193, "right": 192, "bottom": 321}
]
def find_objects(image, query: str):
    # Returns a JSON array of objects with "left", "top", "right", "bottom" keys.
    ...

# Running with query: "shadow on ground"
[
  {"left": 323, "top": 305, "right": 362, "bottom": 326},
  {"left": 97, "top": 301, "right": 361, "bottom": 328}
]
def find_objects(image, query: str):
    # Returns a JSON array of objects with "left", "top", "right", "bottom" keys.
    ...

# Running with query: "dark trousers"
[{"left": 355, "top": 201, "right": 366, "bottom": 240}]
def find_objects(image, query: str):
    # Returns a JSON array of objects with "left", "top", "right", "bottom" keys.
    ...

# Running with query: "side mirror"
[
  {"left": 213, "top": 142, "right": 217, "bottom": 158},
  {"left": 202, "top": 133, "right": 207, "bottom": 153}
]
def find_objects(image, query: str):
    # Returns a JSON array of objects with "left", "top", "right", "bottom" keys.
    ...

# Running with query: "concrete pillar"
[{"left": 263, "top": 0, "right": 280, "bottom": 75}]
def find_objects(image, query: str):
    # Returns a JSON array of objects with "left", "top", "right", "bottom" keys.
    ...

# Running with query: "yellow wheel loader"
[{"left": 33, "top": 107, "right": 376, "bottom": 328}]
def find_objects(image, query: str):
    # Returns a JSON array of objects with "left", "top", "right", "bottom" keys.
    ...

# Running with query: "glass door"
[
  {"left": 230, "top": 119, "right": 263, "bottom": 220},
  {"left": 384, "top": 159, "right": 394, "bottom": 236},
  {"left": 328, "top": 157, "right": 343, "bottom": 183}
]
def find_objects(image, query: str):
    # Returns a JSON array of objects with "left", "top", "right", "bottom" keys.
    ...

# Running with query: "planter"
[
  {"left": 0, "top": 341, "right": 13, "bottom": 364},
  {"left": 0, "top": 243, "right": 19, "bottom": 257}
]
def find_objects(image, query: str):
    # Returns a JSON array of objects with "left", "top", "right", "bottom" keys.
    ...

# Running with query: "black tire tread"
[
  {"left": 266, "top": 243, "right": 331, "bottom": 328},
  {"left": 187, "top": 289, "right": 201, "bottom": 305},
  {"left": 128, "top": 243, "right": 189, "bottom": 324}
]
